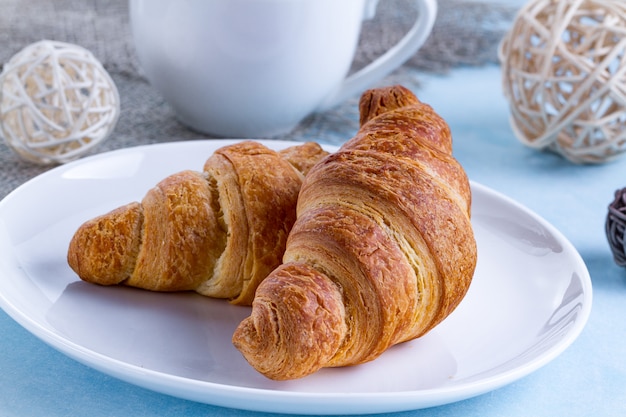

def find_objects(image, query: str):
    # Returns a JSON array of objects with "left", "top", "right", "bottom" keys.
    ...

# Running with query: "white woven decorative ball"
[
  {"left": 0, "top": 40, "right": 120, "bottom": 164},
  {"left": 499, "top": 0, "right": 626, "bottom": 164}
]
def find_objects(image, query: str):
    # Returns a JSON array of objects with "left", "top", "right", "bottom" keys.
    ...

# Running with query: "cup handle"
[{"left": 317, "top": 0, "right": 437, "bottom": 110}]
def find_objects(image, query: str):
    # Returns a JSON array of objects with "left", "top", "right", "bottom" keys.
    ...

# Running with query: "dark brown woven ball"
[{"left": 606, "top": 187, "right": 626, "bottom": 266}]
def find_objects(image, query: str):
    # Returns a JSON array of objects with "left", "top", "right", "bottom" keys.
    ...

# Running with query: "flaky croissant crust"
[
  {"left": 67, "top": 141, "right": 328, "bottom": 305},
  {"left": 233, "top": 85, "right": 477, "bottom": 380}
]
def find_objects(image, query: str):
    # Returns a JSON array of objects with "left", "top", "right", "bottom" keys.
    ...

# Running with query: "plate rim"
[{"left": 0, "top": 139, "right": 593, "bottom": 415}]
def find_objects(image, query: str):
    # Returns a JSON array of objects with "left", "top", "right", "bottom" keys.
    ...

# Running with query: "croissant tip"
[{"left": 358, "top": 85, "right": 420, "bottom": 126}]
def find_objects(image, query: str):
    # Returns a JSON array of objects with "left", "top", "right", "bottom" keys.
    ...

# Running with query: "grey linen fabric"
[{"left": 0, "top": 0, "right": 516, "bottom": 199}]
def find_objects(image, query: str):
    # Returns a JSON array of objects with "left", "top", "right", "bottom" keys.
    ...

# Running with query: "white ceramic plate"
[{"left": 0, "top": 140, "right": 592, "bottom": 415}]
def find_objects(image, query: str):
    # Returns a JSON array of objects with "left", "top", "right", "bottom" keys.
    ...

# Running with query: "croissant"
[
  {"left": 67, "top": 140, "right": 328, "bottom": 305},
  {"left": 232, "top": 86, "right": 477, "bottom": 379}
]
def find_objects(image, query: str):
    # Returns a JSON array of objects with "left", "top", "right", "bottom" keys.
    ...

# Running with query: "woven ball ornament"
[
  {"left": 606, "top": 187, "right": 626, "bottom": 266},
  {"left": 0, "top": 40, "right": 120, "bottom": 164},
  {"left": 499, "top": 0, "right": 626, "bottom": 164}
]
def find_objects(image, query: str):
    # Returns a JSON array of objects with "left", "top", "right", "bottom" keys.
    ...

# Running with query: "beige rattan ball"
[
  {"left": 499, "top": 0, "right": 626, "bottom": 164},
  {"left": 0, "top": 40, "right": 120, "bottom": 164}
]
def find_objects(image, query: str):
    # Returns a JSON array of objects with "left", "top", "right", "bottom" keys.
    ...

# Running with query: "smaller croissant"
[
  {"left": 233, "top": 86, "right": 477, "bottom": 379},
  {"left": 67, "top": 141, "right": 328, "bottom": 305}
]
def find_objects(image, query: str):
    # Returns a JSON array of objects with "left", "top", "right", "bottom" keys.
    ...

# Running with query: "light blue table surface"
[{"left": 1, "top": 64, "right": 625, "bottom": 416}]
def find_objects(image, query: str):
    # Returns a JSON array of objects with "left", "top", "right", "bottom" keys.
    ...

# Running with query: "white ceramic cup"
[{"left": 130, "top": 0, "right": 437, "bottom": 138}]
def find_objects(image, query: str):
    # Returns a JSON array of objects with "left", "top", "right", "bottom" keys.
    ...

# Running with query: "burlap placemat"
[{"left": 0, "top": 0, "right": 517, "bottom": 199}]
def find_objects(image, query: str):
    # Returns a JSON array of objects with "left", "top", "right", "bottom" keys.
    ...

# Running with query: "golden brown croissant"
[
  {"left": 232, "top": 86, "right": 477, "bottom": 379},
  {"left": 67, "top": 140, "right": 328, "bottom": 305}
]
